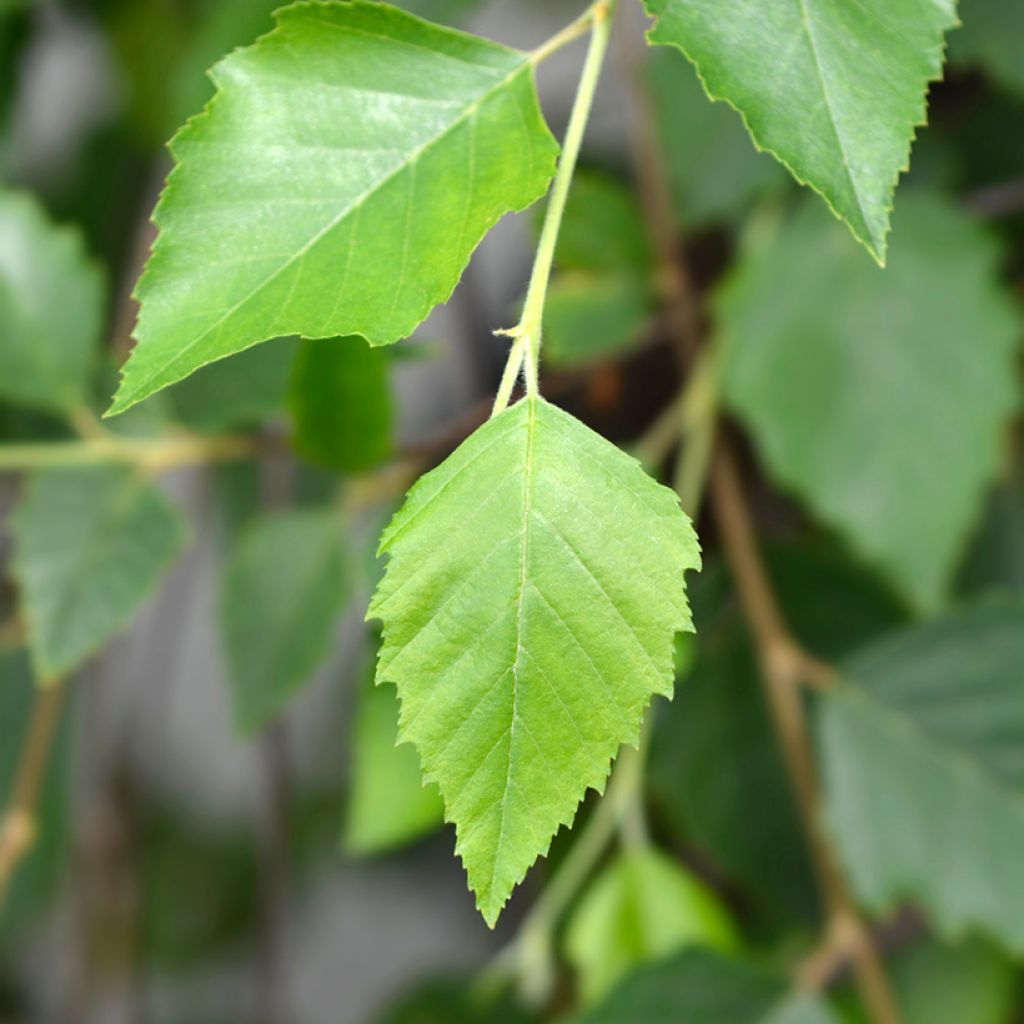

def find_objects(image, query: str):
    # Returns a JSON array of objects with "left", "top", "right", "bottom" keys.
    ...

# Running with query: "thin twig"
[{"left": 0, "top": 683, "right": 65, "bottom": 910}]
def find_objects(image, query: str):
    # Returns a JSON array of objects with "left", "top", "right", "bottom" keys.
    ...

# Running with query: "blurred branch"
[
  {"left": 618, "top": 7, "right": 900, "bottom": 1022},
  {"left": 0, "top": 682, "right": 65, "bottom": 911},
  {"left": 965, "top": 178, "right": 1024, "bottom": 219}
]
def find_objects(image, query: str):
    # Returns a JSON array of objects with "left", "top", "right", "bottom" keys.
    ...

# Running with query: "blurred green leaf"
[
  {"left": 651, "top": 544, "right": 906, "bottom": 930},
  {"left": 543, "top": 273, "right": 653, "bottom": 368},
  {"left": 819, "top": 597, "right": 1024, "bottom": 953},
  {"left": 221, "top": 508, "right": 348, "bottom": 732},
  {"left": 570, "top": 949, "right": 838, "bottom": 1023},
  {"left": 0, "top": 651, "right": 70, "bottom": 939},
  {"left": 0, "top": 190, "right": 104, "bottom": 416},
  {"left": 11, "top": 467, "right": 188, "bottom": 679},
  {"left": 647, "top": 49, "right": 785, "bottom": 228},
  {"left": 958, "top": 476, "right": 1024, "bottom": 596},
  {"left": 343, "top": 658, "right": 443, "bottom": 856},
  {"left": 839, "top": 937, "right": 1017, "bottom": 1024},
  {"left": 565, "top": 847, "right": 738, "bottom": 1004},
  {"left": 642, "top": 0, "right": 958, "bottom": 261},
  {"left": 164, "top": 335, "right": 298, "bottom": 434},
  {"left": 109, "top": 1, "right": 558, "bottom": 414},
  {"left": 374, "top": 977, "right": 536, "bottom": 1024},
  {"left": 721, "top": 193, "right": 1020, "bottom": 610},
  {"left": 950, "top": 0, "right": 1024, "bottom": 97},
  {"left": 288, "top": 337, "right": 394, "bottom": 473}
]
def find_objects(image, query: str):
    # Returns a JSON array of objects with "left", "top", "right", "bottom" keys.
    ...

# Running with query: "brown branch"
[{"left": 0, "top": 683, "right": 65, "bottom": 910}]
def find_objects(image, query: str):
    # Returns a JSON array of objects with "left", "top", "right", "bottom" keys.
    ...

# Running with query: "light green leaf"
[
  {"left": 565, "top": 847, "right": 738, "bottom": 1004},
  {"left": 720, "top": 194, "right": 1020, "bottom": 610},
  {"left": 288, "top": 337, "right": 394, "bottom": 473},
  {"left": 369, "top": 396, "right": 700, "bottom": 925},
  {"left": 950, "top": 0, "right": 1024, "bottom": 96},
  {"left": 543, "top": 273, "right": 653, "bottom": 368},
  {"left": 109, "top": 0, "right": 558, "bottom": 415},
  {"left": 642, "top": 0, "right": 958, "bottom": 261},
  {"left": 11, "top": 467, "right": 187, "bottom": 680},
  {"left": 819, "top": 597, "right": 1024, "bottom": 953},
  {"left": 221, "top": 509, "right": 348, "bottom": 732},
  {"left": 0, "top": 189, "right": 104, "bottom": 415},
  {"left": 344, "top": 656, "right": 443, "bottom": 855},
  {"left": 647, "top": 49, "right": 785, "bottom": 228},
  {"left": 571, "top": 949, "right": 838, "bottom": 1024}
]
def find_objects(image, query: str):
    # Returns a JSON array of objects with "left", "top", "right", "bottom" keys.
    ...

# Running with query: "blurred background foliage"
[{"left": 0, "top": 0, "right": 1023, "bottom": 1022}]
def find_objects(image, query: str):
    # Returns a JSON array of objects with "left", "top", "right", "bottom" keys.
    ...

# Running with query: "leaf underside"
[
  {"left": 109, "top": 0, "right": 558, "bottom": 414},
  {"left": 642, "top": 0, "right": 958, "bottom": 261},
  {"left": 369, "top": 397, "right": 700, "bottom": 924}
]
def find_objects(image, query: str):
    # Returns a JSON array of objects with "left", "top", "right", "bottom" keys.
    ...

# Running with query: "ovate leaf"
[
  {"left": 642, "top": 0, "right": 958, "bottom": 261},
  {"left": 0, "top": 189, "right": 104, "bottom": 414},
  {"left": 720, "top": 194, "right": 1020, "bottom": 610},
  {"left": 344, "top": 657, "right": 444, "bottom": 855},
  {"left": 288, "top": 337, "right": 394, "bottom": 473},
  {"left": 369, "top": 396, "right": 700, "bottom": 924},
  {"left": 565, "top": 847, "right": 738, "bottom": 1004},
  {"left": 819, "top": 598, "right": 1024, "bottom": 952},
  {"left": 221, "top": 509, "right": 348, "bottom": 732},
  {"left": 109, "top": 0, "right": 558, "bottom": 414},
  {"left": 571, "top": 949, "right": 838, "bottom": 1024},
  {"left": 11, "top": 467, "right": 187, "bottom": 680}
]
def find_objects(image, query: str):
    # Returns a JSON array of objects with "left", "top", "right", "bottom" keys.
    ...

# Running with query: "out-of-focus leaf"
[
  {"left": 108, "top": 1, "right": 558, "bottom": 414},
  {"left": 343, "top": 657, "right": 443, "bottom": 856},
  {"left": 565, "top": 847, "right": 738, "bottom": 1004},
  {"left": 642, "top": 0, "right": 958, "bottom": 262},
  {"left": 0, "top": 189, "right": 104, "bottom": 415},
  {"left": 374, "top": 978, "right": 536, "bottom": 1024},
  {"left": 139, "top": 808, "right": 259, "bottom": 969},
  {"left": 570, "top": 949, "right": 838, "bottom": 1024},
  {"left": 950, "top": 0, "right": 1024, "bottom": 97},
  {"left": 369, "top": 397, "right": 700, "bottom": 925},
  {"left": 721, "top": 193, "right": 1020, "bottom": 610},
  {"left": 164, "top": 335, "right": 298, "bottom": 434},
  {"left": 543, "top": 273, "right": 653, "bottom": 368},
  {"left": 819, "top": 597, "right": 1024, "bottom": 953},
  {"left": 0, "top": 651, "right": 70, "bottom": 939},
  {"left": 287, "top": 337, "right": 393, "bottom": 473},
  {"left": 839, "top": 937, "right": 1017, "bottom": 1024},
  {"left": 11, "top": 467, "right": 188, "bottom": 679},
  {"left": 647, "top": 49, "right": 785, "bottom": 228},
  {"left": 651, "top": 544, "right": 906, "bottom": 930},
  {"left": 221, "top": 508, "right": 348, "bottom": 732},
  {"left": 958, "top": 476, "right": 1024, "bottom": 596}
]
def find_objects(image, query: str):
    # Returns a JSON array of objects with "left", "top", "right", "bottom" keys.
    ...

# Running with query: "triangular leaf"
[
  {"left": 109, "top": 0, "right": 558, "bottom": 414},
  {"left": 642, "top": 0, "right": 958, "bottom": 260},
  {"left": 11, "top": 467, "right": 187, "bottom": 680},
  {"left": 369, "top": 396, "right": 700, "bottom": 924}
]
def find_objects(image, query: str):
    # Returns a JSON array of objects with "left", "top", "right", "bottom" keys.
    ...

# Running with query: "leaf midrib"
[{"left": 124, "top": 47, "right": 536, "bottom": 407}]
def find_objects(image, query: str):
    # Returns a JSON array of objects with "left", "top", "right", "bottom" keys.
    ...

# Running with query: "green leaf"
[
  {"left": 642, "top": 0, "right": 958, "bottom": 261},
  {"left": 374, "top": 978, "right": 537, "bottom": 1024},
  {"left": 647, "top": 49, "right": 785, "bottom": 228},
  {"left": 165, "top": 334, "right": 298, "bottom": 433},
  {"left": 950, "top": 0, "right": 1024, "bottom": 96},
  {"left": 369, "top": 396, "right": 700, "bottom": 925},
  {"left": 543, "top": 273, "right": 653, "bottom": 368},
  {"left": 221, "top": 508, "right": 348, "bottom": 732},
  {"left": 11, "top": 467, "right": 188, "bottom": 680},
  {"left": 344, "top": 656, "right": 443, "bottom": 855},
  {"left": 838, "top": 938, "right": 1018, "bottom": 1024},
  {"left": 570, "top": 949, "right": 838, "bottom": 1024},
  {"left": 565, "top": 847, "right": 738, "bottom": 1004},
  {"left": 108, "top": 0, "right": 558, "bottom": 415},
  {"left": 0, "top": 189, "right": 104, "bottom": 415},
  {"left": 720, "top": 194, "right": 1020, "bottom": 610},
  {"left": 288, "top": 337, "right": 394, "bottom": 473},
  {"left": 819, "top": 597, "right": 1024, "bottom": 953}
]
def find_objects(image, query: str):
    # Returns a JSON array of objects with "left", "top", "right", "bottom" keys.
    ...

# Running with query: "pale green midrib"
[
  {"left": 831, "top": 682, "right": 1024, "bottom": 813},
  {"left": 124, "top": 52, "right": 538, "bottom": 406},
  {"left": 795, "top": 0, "right": 874, "bottom": 240},
  {"left": 487, "top": 397, "right": 538, "bottom": 905}
]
